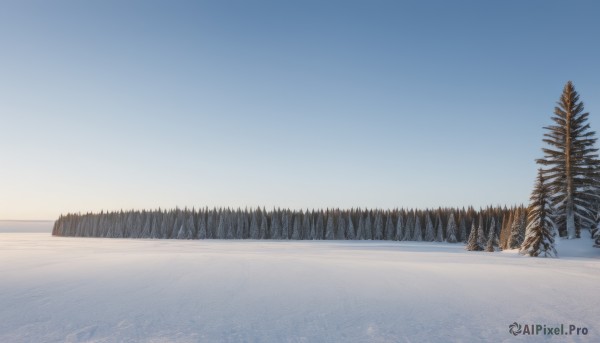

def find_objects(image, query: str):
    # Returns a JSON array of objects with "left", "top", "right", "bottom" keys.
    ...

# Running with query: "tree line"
[{"left": 52, "top": 206, "right": 526, "bottom": 249}]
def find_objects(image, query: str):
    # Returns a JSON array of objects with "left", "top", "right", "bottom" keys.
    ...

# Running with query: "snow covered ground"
[{"left": 1, "top": 231, "right": 599, "bottom": 342}]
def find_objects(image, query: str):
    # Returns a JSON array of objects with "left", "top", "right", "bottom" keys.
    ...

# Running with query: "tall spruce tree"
[
  {"left": 536, "top": 81, "right": 600, "bottom": 239},
  {"left": 424, "top": 213, "right": 435, "bottom": 241},
  {"left": 520, "top": 170, "right": 557, "bottom": 257},
  {"left": 466, "top": 221, "right": 482, "bottom": 251},
  {"left": 446, "top": 213, "right": 458, "bottom": 243}
]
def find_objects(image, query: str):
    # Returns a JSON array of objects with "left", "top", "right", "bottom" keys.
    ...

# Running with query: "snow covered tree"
[
  {"left": 281, "top": 211, "right": 290, "bottom": 239},
  {"left": 249, "top": 210, "right": 259, "bottom": 239},
  {"left": 259, "top": 211, "right": 268, "bottom": 239},
  {"left": 385, "top": 212, "right": 394, "bottom": 240},
  {"left": 466, "top": 221, "right": 482, "bottom": 251},
  {"left": 373, "top": 212, "right": 383, "bottom": 240},
  {"left": 520, "top": 170, "right": 557, "bottom": 257},
  {"left": 291, "top": 213, "right": 301, "bottom": 240},
  {"left": 412, "top": 215, "right": 422, "bottom": 241},
  {"left": 435, "top": 213, "right": 444, "bottom": 242},
  {"left": 315, "top": 212, "right": 324, "bottom": 240},
  {"left": 536, "top": 81, "right": 600, "bottom": 239},
  {"left": 509, "top": 208, "right": 526, "bottom": 249},
  {"left": 395, "top": 213, "right": 404, "bottom": 241},
  {"left": 424, "top": 213, "right": 435, "bottom": 241},
  {"left": 459, "top": 216, "right": 467, "bottom": 243},
  {"left": 446, "top": 213, "right": 457, "bottom": 243},
  {"left": 325, "top": 213, "right": 335, "bottom": 240},
  {"left": 485, "top": 217, "right": 498, "bottom": 252},
  {"left": 477, "top": 216, "right": 486, "bottom": 248},
  {"left": 303, "top": 212, "right": 312, "bottom": 240},
  {"left": 402, "top": 213, "right": 413, "bottom": 241},
  {"left": 356, "top": 215, "right": 365, "bottom": 240},
  {"left": 336, "top": 213, "right": 346, "bottom": 240},
  {"left": 364, "top": 212, "right": 373, "bottom": 240},
  {"left": 346, "top": 213, "right": 355, "bottom": 239},
  {"left": 271, "top": 212, "right": 281, "bottom": 239}
]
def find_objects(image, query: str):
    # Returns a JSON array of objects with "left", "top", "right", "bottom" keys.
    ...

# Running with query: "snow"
[{"left": 1, "top": 233, "right": 599, "bottom": 342}]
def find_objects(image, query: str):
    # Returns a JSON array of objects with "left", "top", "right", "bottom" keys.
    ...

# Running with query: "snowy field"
[{"left": 1, "top": 229, "right": 599, "bottom": 342}]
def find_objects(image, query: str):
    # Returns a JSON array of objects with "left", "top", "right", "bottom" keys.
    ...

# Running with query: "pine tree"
[
  {"left": 520, "top": 170, "right": 558, "bottom": 257},
  {"left": 446, "top": 213, "right": 457, "bottom": 243},
  {"left": 466, "top": 221, "right": 482, "bottom": 251},
  {"left": 336, "top": 213, "right": 346, "bottom": 240},
  {"left": 459, "top": 216, "right": 467, "bottom": 243},
  {"left": 395, "top": 213, "right": 404, "bottom": 241},
  {"left": 346, "top": 213, "right": 355, "bottom": 239},
  {"left": 385, "top": 212, "right": 394, "bottom": 241},
  {"left": 412, "top": 215, "right": 422, "bottom": 241},
  {"left": 485, "top": 217, "right": 498, "bottom": 252},
  {"left": 271, "top": 211, "right": 281, "bottom": 239},
  {"left": 509, "top": 208, "right": 526, "bottom": 249},
  {"left": 435, "top": 213, "right": 444, "bottom": 242},
  {"left": 281, "top": 211, "right": 290, "bottom": 239},
  {"left": 356, "top": 214, "right": 365, "bottom": 240},
  {"left": 259, "top": 211, "right": 268, "bottom": 239},
  {"left": 249, "top": 210, "right": 259, "bottom": 239},
  {"left": 325, "top": 214, "right": 335, "bottom": 240},
  {"left": 291, "top": 213, "right": 301, "bottom": 240},
  {"left": 424, "top": 213, "right": 435, "bottom": 241},
  {"left": 403, "top": 212, "right": 414, "bottom": 241},
  {"left": 373, "top": 212, "right": 383, "bottom": 240},
  {"left": 477, "top": 215, "right": 486, "bottom": 248},
  {"left": 364, "top": 212, "right": 373, "bottom": 240},
  {"left": 536, "top": 81, "right": 600, "bottom": 239}
]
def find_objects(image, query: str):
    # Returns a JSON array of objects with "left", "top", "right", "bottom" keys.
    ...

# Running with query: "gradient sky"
[{"left": 1, "top": 0, "right": 600, "bottom": 220}]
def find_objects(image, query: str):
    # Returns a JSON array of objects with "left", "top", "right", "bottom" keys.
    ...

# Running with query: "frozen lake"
[{"left": 1, "top": 233, "right": 599, "bottom": 342}]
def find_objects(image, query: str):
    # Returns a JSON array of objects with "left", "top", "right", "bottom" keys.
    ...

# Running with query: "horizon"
[{"left": 2, "top": 1, "right": 600, "bottom": 220}]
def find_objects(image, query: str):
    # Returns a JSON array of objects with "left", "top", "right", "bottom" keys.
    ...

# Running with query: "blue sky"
[{"left": 1, "top": 0, "right": 599, "bottom": 219}]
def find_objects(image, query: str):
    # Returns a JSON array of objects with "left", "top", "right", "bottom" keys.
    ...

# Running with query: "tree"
[
  {"left": 459, "top": 216, "right": 467, "bottom": 243},
  {"left": 336, "top": 213, "right": 346, "bottom": 240},
  {"left": 435, "top": 213, "right": 444, "bottom": 242},
  {"left": 466, "top": 220, "right": 482, "bottom": 251},
  {"left": 385, "top": 212, "right": 394, "bottom": 240},
  {"left": 325, "top": 213, "right": 335, "bottom": 240},
  {"left": 536, "top": 81, "right": 600, "bottom": 239},
  {"left": 509, "top": 208, "right": 526, "bottom": 249},
  {"left": 395, "top": 213, "right": 404, "bottom": 241},
  {"left": 485, "top": 217, "right": 498, "bottom": 252},
  {"left": 346, "top": 213, "right": 355, "bottom": 239},
  {"left": 412, "top": 215, "right": 422, "bottom": 241},
  {"left": 477, "top": 215, "right": 486, "bottom": 248},
  {"left": 520, "top": 169, "right": 558, "bottom": 257},
  {"left": 446, "top": 213, "right": 458, "bottom": 243},
  {"left": 424, "top": 213, "right": 435, "bottom": 241}
]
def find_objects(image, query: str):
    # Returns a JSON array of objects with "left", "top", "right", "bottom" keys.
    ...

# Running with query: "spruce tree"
[
  {"left": 536, "top": 81, "right": 600, "bottom": 238},
  {"left": 459, "top": 216, "right": 467, "bottom": 243},
  {"left": 476, "top": 215, "right": 486, "bottom": 248},
  {"left": 346, "top": 213, "right": 355, "bottom": 240},
  {"left": 520, "top": 169, "right": 557, "bottom": 257},
  {"left": 336, "top": 213, "right": 346, "bottom": 240},
  {"left": 325, "top": 214, "right": 335, "bottom": 240},
  {"left": 435, "top": 213, "right": 444, "bottom": 242},
  {"left": 424, "top": 213, "right": 435, "bottom": 241},
  {"left": 395, "top": 213, "right": 404, "bottom": 241},
  {"left": 412, "top": 215, "right": 422, "bottom": 241},
  {"left": 466, "top": 221, "right": 482, "bottom": 251},
  {"left": 485, "top": 217, "right": 498, "bottom": 252},
  {"left": 385, "top": 212, "right": 394, "bottom": 241},
  {"left": 509, "top": 208, "right": 526, "bottom": 249},
  {"left": 356, "top": 214, "right": 365, "bottom": 240},
  {"left": 446, "top": 213, "right": 458, "bottom": 243}
]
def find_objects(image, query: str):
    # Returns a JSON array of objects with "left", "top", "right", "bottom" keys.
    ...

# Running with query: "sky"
[{"left": 1, "top": 0, "right": 600, "bottom": 220}]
